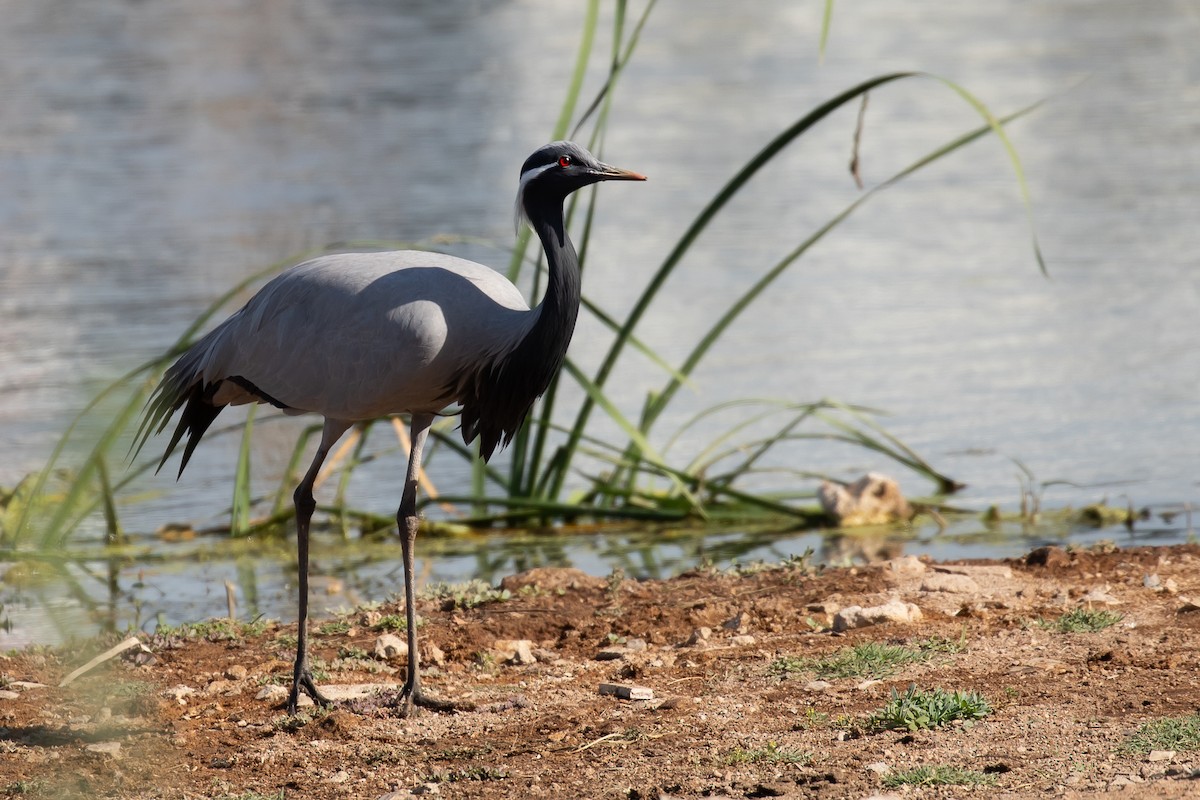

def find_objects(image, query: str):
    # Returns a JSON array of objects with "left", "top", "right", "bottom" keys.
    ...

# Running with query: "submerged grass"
[{"left": 3, "top": 1, "right": 1045, "bottom": 553}]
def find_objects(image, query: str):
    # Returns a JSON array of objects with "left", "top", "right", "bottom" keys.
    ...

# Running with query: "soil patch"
[{"left": 5, "top": 545, "right": 1200, "bottom": 798}]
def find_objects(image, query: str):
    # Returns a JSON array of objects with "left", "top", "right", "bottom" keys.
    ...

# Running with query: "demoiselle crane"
[{"left": 134, "top": 142, "right": 645, "bottom": 715}]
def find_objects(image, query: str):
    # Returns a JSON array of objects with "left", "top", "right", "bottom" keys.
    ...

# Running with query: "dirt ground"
[{"left": 5, "top": 543, "right": 1200, "bottom": 799}]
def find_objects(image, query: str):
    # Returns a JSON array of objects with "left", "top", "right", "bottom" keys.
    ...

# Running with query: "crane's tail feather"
[{"left": 129, "top": 341, "right": 222, "bottom": 478}]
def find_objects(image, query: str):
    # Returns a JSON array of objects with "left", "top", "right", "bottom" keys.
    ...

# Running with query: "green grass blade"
[
  {"left": 95, "top": 456, "right": 123, "bottom": 544},
  {"left": 561, "top": 361, "right": 707, "bottom": 518},
  {"left": 231, "top": 404, "right": 256, "bottom": 535},
  {"left": 819, "top": 0, "right": 835, "bottom": 62}
]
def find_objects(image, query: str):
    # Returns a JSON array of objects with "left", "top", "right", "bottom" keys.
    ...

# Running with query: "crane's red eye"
[{"left": 557, "top": 155, "right": 572, "bottom": 168}]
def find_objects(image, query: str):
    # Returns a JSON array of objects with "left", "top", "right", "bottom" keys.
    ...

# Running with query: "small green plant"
[
  {"left": 1122, "top": 714, "right": 1200, "bottom": 755},
  {"left": 725, "top": 741, "right": 811, "bottom": 765},
  {"left": 772, "top": 638, "right": 959, "bottom": 680},
  {"left": 791, "top": 707, "right": 831, "bottom": 730},
  {"left": 421, "top": 579, "right": 511, "bottom": 609},
  {"left": 273, "top": 632, "right": 298, "bottom": 651},
  {"left": 1040, "top": 608, "right": 1123, "bottom": 633},
  {"left": 371, "top": 614, "right": 409, "bottom": 632},
  {"left": 882, "top": 765, "right": 997, "bottom": 788},
  {"left": 5, "top": 779, "right": 47, "bottom": 796},
  {"left": 868, "top": 685, "right": 992, "bottom": 732},
  {"left": 317, "top": 620, "right": 351, "bottom": 636},
  {"left": 156, "top": 617, "right": 271, "bottom": 643}
]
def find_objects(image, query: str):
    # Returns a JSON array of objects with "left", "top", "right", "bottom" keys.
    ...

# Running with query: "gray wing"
[{"left": 132, "top": 250, "right": 535, "bottom": 473}]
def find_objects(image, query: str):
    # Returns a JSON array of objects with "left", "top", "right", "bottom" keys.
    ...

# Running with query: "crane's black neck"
[
  {"left": 525, "top": 191, "right": 582, "bottom": 351},
  {"left": 457, "top": 189, "right": 581, "bottom": 461}
]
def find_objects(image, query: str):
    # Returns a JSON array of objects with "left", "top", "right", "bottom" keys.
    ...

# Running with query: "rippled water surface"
[{"left": 1, "top": 0, "right": 1198, "bottom": 641}]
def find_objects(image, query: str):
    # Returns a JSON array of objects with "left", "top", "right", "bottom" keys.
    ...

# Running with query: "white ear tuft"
[{"left": 513, "top": 162, "right": 557, "bottom": 236}]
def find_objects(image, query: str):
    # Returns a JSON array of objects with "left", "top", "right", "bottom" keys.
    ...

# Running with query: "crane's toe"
[{"left": 286, "top": 670, "right": 334, "bottom": 714}]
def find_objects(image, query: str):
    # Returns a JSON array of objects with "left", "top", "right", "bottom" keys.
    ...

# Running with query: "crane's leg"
[
  {"left": 287, "top": 419, "right": 351, "bottom": 714},
  {"left": 394, "top": 413, "right": 457, "bottom": 716}
]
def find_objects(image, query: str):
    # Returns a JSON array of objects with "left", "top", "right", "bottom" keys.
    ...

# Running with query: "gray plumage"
[{"left": 133, "top": 141, "right": 645, "bottom": 715}]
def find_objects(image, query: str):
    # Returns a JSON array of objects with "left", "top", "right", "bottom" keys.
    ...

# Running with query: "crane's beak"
[{"left": 592, "top": 163, "right": 647, "bottom": 182}]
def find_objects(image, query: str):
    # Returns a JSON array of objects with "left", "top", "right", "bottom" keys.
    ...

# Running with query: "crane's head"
[{"left": 515, "top": 141, "right": 645, "bottom": 234}]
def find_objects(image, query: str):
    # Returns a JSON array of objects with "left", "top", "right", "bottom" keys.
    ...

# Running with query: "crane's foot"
[
  {"left": 392, "top": 680, "right": 470, "bottom": 717},
  {"left": 286, "top": 669, "right": 333, "bottom": 715}
]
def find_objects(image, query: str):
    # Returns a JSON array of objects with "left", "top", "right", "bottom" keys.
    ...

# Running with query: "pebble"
[
  {"left": 1081, "top": 587, "right": 1122, "bottom": 605},
  {"left": 0, "top": 690, "right": 19, "bottom": 701},
  {"left": 85, "top": 742, "right": 122, "bottom": 758},
  {"left": 163, "top": 685, "right": 196, "bottom": 705},
  {"left": 804, "top": 680, "right": 832, "bottom": 693},
  {"left": 730, "top": 635, "right": 756, "bottom": 647},
  {"left": 833, "top": 599, "right": 922, "bottom": 631},
  {"left": 329, "top": 770, "right": 350, "bottom": 784},
  {"left": 493, "top": 639, "right": 536, "bottom": 665},
  {"left": 1147, "top": 750, "right": 1176, "bottom": 762},
  {"left": 685, "top": 627, "right": 712, "bottom": 646},
  {"left": 887, "top": 555, "right": 926, "bottom": 576},
  {"left": 865, "top": 761, "right": 891, "bottom": 775},
  {"left": 920, "top": 573, "right": 980, "bottom": 594},
  {"left": 418, "top": 642, "right": 444, "bottom": 666},
  {"left": 374, "top": 634, "right": 409, "bottom": 661},
  {"left": 224, "top": 664, "right": 248, "bottom": 681}
]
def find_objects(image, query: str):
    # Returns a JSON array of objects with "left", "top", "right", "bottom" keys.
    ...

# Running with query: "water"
[{"left": 2, "top": 0, "right": 1198, "bottom": 641}]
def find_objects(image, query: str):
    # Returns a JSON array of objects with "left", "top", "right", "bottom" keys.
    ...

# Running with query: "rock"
[
  {"left": 85, "top": 742, "right": 122, "bottom": 758},
  {"left": 423, "top": 642, "right": 446, "bottom": 666},
  {"left": 595, "top": 648, "right": 629, "bottom": 661},
  {"left": 684, "top": 627, "right": 712, "bottom": 646},
  {"left": 1026, "top": 546, "right": 1070, "bottom": 568},
  {"left": 920, "top": 573, "right": 980, "bottom": 594},
  {"left": 730, "top": 635, "right": 756, "bottom": 647},
  {"left": 532, "top": 647, "right": 559, "bottom": 663},
  {"left": 804, "top": 680, "right": 832, "bottom": 693},
  {"left": 598, "top": 683, "right": 654, "bottom": 701},
  {"left": 375, "top": 634, "right": 409, "bottom": 661},
  {"left": 1144, "top": 574, "right": 1162, "bottom": 589},
  {"left": 256, "top": 684, "right": 307, "bottom": 706},
  {"left": 224, "top": 664, "right": 248, "bottom": 681},
  {"left": 818, "top": 473, "right": 913, "bottom": 526},
  {"left": 936, "top": 564, "right": 1013, "bottom": 580},
  {"left": 1147, "top": 750, "right": 1176, "bottom": 762},
  {"left": 163, "top": 685, "right": 196, "bottom": 705},
  {"left": 832, "top": 599, "right": 922, "bottom": 631},
  {"left": 887, "top": 556, "right": 926, "bottom": 576},
  {"left": 329, "top": 770, "right": 351, "bottom": 784},
  {"left": 204, "top": 679, "right": 241, "bottom": 696},
  {"left": 0, "top": 690, "right": 19, "bottom": 700},
  {"left": 722, "top": 612, "right": 748, "bottom": 632},
  {"left": 493, "top": 639, "right": 536, "bottom": 665},
  {"left": 625, "top": 637, "right": 648, "bottom": 652},
  {"left": 856, "top": 679, "right": 883, "bottom": 691},
  {"left": 1081, "top": 587, "right": 1122, "bottom": 605},
  {"left": 865, "top": 761, "right": 891, "bottom": 775},
  {"left": 499, "top": 567, "right": 607, "bottom": 594}
]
